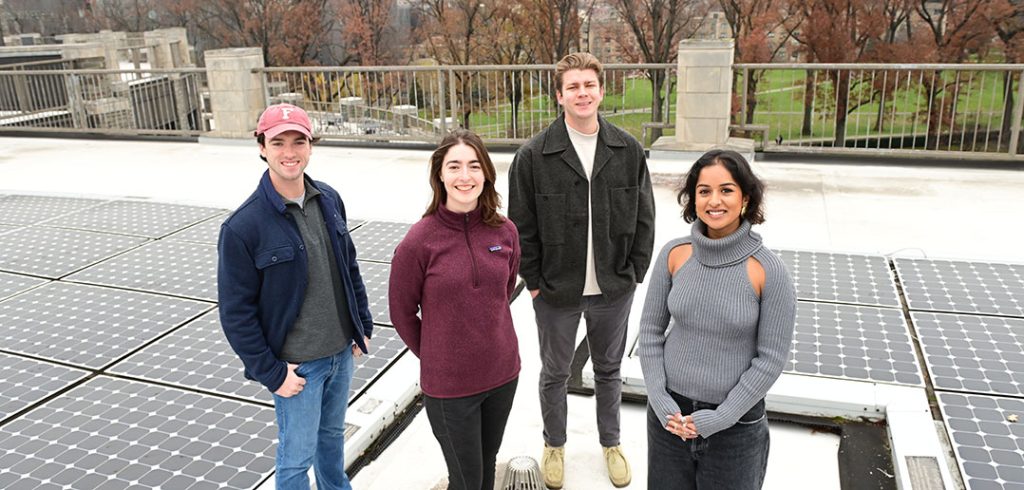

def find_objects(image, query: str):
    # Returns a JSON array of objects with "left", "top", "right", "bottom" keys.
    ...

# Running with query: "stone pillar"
[
  {"left": 154, "top": 28, "right": 193, "bottom": 67},
  {"left": 675, "top": 39, "right": 734, "bottom": 149},
  {"left": 205, "top": 47, "right": 266, "bottom": 139},
  {"left": 143, "top": 31, "right": 175, "bottom": 69}
]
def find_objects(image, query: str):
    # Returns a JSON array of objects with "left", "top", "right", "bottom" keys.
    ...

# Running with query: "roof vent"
[{"left": 501, "top": 455, "right": 544, "bottom": 490}]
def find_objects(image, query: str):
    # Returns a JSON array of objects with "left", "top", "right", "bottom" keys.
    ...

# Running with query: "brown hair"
[
  {"left": 555, "top": 52, "right": 603, "bottom": 94},
  {"left": 425, "top": 129, "right": 505, "bottom": 227}
]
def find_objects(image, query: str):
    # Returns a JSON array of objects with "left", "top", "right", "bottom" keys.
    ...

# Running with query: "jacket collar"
[
  {"left": 541, "top": 113, "right": 625, "bottom": 180},
  {"left": 434, "top": 201, "right": 483, "bottom": 230},
  {"left": 258, "top": 170, "right": 325, "bottom": 215}
]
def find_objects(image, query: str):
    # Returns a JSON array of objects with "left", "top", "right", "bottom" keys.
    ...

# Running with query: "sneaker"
[
  {"left": 542, "top": 445, "right": 564, "bottom": 489},
  {"left": 603, "top": 445, "right": 631, "bottom": 487}
]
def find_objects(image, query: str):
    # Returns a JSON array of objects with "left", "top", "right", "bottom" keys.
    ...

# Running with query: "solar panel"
[
  {"left": 0, "top": 272, "right": 47, "bottom": 302},
  {"left": 0, "top": 282, "right": 211, "bottom": 369},
  {"left": 350, "top": 221, "right": 410, "bottom": 263},
  {"left": 66, "top": 240, "right": 218, "bottom": 301},
  {"left": 108, "top": 310, "right": 271, "bottom": 405},
  {"left": 46, "top": 200, "right": 224, "bottom": 239},
  {"left": 351, "top": 327, "right": 407, "bottom": 400},
  {"left": 0, "top": 376, "right": 276, "bottom": 490},
  {"left": 0, "top": 195, "right": 106, "bottom": 226},
  {"left": 777, "top": 249, "right": 901, "bottom": 308},
  {"left": 0, "top": 353, "right": 89, "bottom": 424},
  {"left": 112, "top": 308, "right": 408, "bottom": 405},
  {"left": 786, "top": 301, "right": 924, "bottom": 386},
  {"left": 0, "top": 226, "right": 148, "bottom": 278},
  {"left": 912, "top": 311, "right": 1024, "bottom": 397},
  {"left": 937, "top": 391, "right": 1024, "bottom": 490},
  {"left": 357, "top": 260, "right": 391, "bottom": 326},
  {"left": 166, "top": 212, "right": 229, "bottom": 244},
  {"left": 896, "top": 258, "right": 1024, "bottom": 318}
]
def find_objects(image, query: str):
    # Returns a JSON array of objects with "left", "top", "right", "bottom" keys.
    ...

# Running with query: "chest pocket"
[{"left": 255, "top": 246, "right": 295, "bottom": 270}]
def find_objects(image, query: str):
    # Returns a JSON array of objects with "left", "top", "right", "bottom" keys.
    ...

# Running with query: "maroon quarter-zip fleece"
[{"left": 388, "top": 203, "right": 521, "bottom": 398}]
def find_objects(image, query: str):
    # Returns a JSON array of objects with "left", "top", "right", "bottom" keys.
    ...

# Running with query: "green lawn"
[{"left": 743, "top": 68, "right": 1017, "bottom": 150}]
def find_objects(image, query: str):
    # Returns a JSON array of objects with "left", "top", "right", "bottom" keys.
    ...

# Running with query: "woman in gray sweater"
[{"left": 638, "top": 149, "right": 796, "bottom": 489}]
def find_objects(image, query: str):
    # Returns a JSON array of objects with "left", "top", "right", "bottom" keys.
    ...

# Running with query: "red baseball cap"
[{"left": 256, "top": 103, "right": 312, "bottom": 140}]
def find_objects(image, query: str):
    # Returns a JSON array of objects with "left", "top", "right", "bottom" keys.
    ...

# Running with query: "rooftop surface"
[{"left": 0, "top": 136, "right": 1022, "bottom": 489}]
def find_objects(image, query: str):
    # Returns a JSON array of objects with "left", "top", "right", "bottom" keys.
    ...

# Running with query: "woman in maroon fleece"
[{"left": 388, "top": 129, "right": 521, "bottom": 490}]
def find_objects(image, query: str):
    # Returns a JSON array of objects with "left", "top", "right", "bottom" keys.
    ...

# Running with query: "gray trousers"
[{"left": 533, "top": 291, "right": 633, "bottom": 447}]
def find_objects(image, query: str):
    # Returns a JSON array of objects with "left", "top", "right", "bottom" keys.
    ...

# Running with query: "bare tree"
[{"left": 610, "top": 0, "right": 708, "bottom": 140}]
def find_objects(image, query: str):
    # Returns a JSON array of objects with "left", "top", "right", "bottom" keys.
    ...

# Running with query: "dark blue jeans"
[
  {"left": 647, "top": 392, "right": 769, "bottom": 490},
  {"left": 423, "top": 377, "right": 518, "bottom": 490},
  {"left": 272, "top": 347, "right": 354, "bottom": 490}
]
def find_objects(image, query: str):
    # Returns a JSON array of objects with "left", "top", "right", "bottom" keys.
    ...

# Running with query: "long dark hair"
[{"left": 425, "top": 129, "right": 505, "bottom": 227}]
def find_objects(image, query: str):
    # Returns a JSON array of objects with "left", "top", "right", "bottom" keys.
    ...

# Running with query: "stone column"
[
  {"left": 143, "top": 31, "right": 175, "bottom": 69},
  {"left": 675, "top": 39, "right": 734, "bottom": 149},
  {"left": 205, "top": 47, "right": 266, "bottom": 139},
  {"left": 154, "top": 28, "right": 193, "bottom": 67}
]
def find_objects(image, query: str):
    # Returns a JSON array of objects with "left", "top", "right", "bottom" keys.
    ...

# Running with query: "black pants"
[{"left": 423, "top": 377, "right": 518, "bottom": 490}]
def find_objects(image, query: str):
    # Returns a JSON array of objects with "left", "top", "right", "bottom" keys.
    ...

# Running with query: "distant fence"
[
  {"left": 3, "top": 58, "right": 1024, "bottom": 159},
  {"left": 0, "top": 65, "right": 207, "bottom": 137},
  {"left": 257, "top": 64, "right": 677, "bottom": 145},
  {"left": 735, "top": 63, "right": 1024, "bottom": 157}
]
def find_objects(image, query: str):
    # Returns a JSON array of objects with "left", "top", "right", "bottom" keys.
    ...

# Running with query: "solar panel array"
[
  {"left": 776, "top": 249, "right": 922, "bottom": 387},
  {"left": 0, "top": 194, "right": 412, "bottom": 489},
  {"left": 895, "top": 257, "right": 1024, "bottom": 490},
  {"left": 775, "top": 249, "right": 1024, "bottom": 489}
]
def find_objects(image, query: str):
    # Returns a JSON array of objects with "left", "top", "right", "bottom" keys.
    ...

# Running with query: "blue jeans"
[
  {"left": 647, "top": 393, "right": 769, "bottom": 490},
  {"left": 273, "top": 347, "right": 354, "bottom": 490}
]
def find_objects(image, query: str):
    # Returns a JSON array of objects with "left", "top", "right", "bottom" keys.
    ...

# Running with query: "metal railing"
[
  {"left": 734, "top": 63, "right": 1024, "bottom": 157},
  {"left": 257, "top": 64, "right": 677, "bottom": 145},
  {"left": 0, "top": 66, "right": 209, "bottom": 137}
]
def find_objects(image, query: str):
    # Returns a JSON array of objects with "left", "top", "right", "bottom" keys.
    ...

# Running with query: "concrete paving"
[{"left": 2, "top": 136, "right": 1022, "bottom": 489}]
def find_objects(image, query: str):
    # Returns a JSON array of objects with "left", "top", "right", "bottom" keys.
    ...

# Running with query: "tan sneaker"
[
  {"left": 603, "top": 445, "right": 631, "bottom": 487},
  {"left": 542, "top": 445, "right": 564, "bottom": 489}
]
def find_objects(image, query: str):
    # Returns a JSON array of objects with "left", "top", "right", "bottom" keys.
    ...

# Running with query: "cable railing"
[{"left": 734, "top": 63, "right": 1024, "bottom": 157}]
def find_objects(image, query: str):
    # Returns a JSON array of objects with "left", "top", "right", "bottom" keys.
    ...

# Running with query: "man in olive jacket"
[{"left": 508, "top": 52, "right": 655, "bottom": 489}]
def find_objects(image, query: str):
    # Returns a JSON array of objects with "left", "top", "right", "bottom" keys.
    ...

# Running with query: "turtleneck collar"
[
  {"left": 690, "top": 219, "right": 763, "bottom": 267},
  {"left": 435, "top": 201, "right": 484, "bottom": 230}
]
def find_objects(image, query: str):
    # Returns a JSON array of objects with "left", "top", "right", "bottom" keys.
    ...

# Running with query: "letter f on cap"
[{"left": 280, "top": 108, "right": 293, "bottom": 120}]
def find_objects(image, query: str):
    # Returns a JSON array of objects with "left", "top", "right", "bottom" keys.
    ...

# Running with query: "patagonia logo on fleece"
[{"left": 488, "top": 245, "right": 502, "bottom": 252}]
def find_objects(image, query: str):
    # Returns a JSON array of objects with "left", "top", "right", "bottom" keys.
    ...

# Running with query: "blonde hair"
[{"left": 555, "top": 53, "right": 603, "bottom": 93}]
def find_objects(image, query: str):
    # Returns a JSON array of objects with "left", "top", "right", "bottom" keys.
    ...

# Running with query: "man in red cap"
[{"left": 218, "top": 103, "right": 373, "bottom": 490}]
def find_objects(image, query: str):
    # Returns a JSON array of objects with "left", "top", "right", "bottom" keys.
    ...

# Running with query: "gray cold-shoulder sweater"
[{"left": 638, "top": 220, "right": 796, "bottom": 437}]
